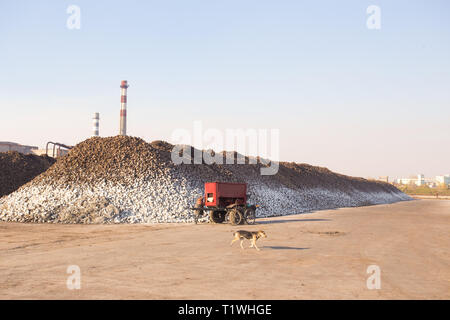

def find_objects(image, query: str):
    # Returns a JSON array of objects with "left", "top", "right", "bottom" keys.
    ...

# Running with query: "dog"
[{"left": 230, "top": 230, "right": 267, "bottom": 251}]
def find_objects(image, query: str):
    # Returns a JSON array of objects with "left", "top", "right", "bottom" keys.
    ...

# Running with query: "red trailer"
[{"left": 192, "top": 182, "right": 257, "bottom": 225}]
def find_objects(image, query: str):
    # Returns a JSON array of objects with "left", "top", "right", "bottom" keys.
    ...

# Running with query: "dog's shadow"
[
  {"left": 257, "top": 219, "right": 330, "bottom": 225},
  {"left": 263, "top": 246, "right": 309, "bottom": 251}
]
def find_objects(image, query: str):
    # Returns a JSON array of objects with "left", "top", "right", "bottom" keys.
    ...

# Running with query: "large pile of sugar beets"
[{"left": 0, "top": 151, "right": 55, "bottom": 197}]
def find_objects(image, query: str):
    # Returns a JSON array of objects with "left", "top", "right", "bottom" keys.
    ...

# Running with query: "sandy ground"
[
  {"left": 411, "top": 195, "right": 450, "bottom": 200},
  {"left": 0, "top": 199, "right": 449, "bottom": 299}
]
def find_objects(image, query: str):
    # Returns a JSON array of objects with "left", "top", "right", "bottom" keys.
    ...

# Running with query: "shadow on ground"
[
  {"left": 263, "top": 246, "right": 310, "bottom": 251},
  {"left": 256, "top": 218, "right": 330, "bottom": 225}
]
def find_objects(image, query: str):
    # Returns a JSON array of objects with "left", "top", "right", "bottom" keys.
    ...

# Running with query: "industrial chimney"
[
  {"left": 119, "top": 80, "right": 129, "bottom": 135},
  {"left": 92, "top": 112, "right": 100, "bottom": 136}
]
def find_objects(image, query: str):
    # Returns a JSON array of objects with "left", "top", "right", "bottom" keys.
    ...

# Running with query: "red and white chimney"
[
  {"left": 93, "top": 112, "right": 99, "bottom": 136},
  {"left": 119, "top": 80, "right": 129, "bottom": 136}
]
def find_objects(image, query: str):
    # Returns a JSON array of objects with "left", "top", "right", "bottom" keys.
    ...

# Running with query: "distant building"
[
  {"left": 0, "top": 141, "right": 38, "bottom": 154},
  {"left": 396, "top": 174, "right": 426, "bottom": 186},
  {"left": 396, "top": 177, "right": 416, "bottom": 185},
  {"left": 436, "top": 175, "right": 450, "bottom": 186},
  {"left": 0, "top": 141, "right": 69, "bottom": 158},
  {"left": 396, "top": 174, "right": 450, "bottom": 187},
  {"left": 377, "top": 176, "right": 389, "bottom": 183},
  {"left": 416, "top": 174, "right": 425, "bottom": 186}
]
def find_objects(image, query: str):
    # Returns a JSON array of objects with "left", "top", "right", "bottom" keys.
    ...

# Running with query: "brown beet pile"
[
  {"left": 0, "top": 151, "right": 55, "bottom": 197},
  {"left": 9, "top": 136, "right": 400, "bottom": 196},
  {"left": 34, "top": 136, "right": 174, "bottom": 187},
  {"left": 0, "top": 136, "right": 408, "bottom": 224},
  {"left": 270, "top": 162, "right": 398, "bottom": 194}
]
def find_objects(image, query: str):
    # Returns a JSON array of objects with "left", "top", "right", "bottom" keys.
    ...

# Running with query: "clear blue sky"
[{"left": 1, "top": 0, "right": 449, "bottom": 179}]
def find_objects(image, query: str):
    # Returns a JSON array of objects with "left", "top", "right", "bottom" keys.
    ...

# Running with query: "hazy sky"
[{"left": 1, "top": 0, "right": 449, "bottom": 179}]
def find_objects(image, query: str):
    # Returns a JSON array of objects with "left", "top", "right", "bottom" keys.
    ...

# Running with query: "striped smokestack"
[
  {"left": 92, "top": 112, "right": 100, "bottom": 136},
  {"left": 119, "top": 80, "right": 129, "bottom": 136}
]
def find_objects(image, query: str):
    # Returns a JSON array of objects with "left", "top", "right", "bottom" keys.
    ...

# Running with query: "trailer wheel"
[
  {"left": 224, "top": 211, "right": 230, "bottom": 224},
  {"left": 245, "top": 208, "right": 256, "bottom": 225},
  {"left": 209, "top": 210, "right": 225, "bottom": 223},
  {"left": 229, "top": 209, "right": 243, "bottom": 226}
]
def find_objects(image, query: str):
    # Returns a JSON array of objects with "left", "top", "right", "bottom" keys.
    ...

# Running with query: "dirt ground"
[{"left": 0, "top": 199, "right": 449, "bottom": 299}]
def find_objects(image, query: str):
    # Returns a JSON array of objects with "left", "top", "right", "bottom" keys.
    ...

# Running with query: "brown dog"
[{"left": 230, "top": 230, "right": 267, "bottom": 251}]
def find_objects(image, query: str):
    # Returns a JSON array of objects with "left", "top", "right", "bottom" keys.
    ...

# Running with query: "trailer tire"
[
  {"left": 245, "top": 208, "right": 256, "bottom": 225},
  {"left": 210, "top": 210, "right": 225, "bottom": 223},
  {"left": 230, "top": 209, "right": 243, "bottom": 226}
]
